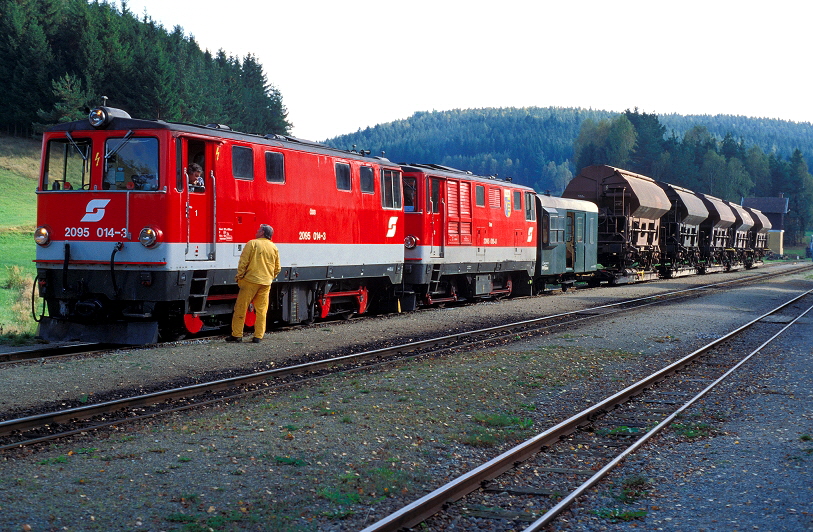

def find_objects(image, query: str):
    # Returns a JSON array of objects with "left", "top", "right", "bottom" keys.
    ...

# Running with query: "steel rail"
[
  {"left": 1, "top": 264, "right": 807, "bottom": 367},
  {"left": 360, "top": 288, "right": 813, "bottom": 532},
  {"left": 0, "top": 266, "right": 808, "bottom": 446},
  {"left": 522, "top": 292, "right": 813, "bottom": 531},
  {"left": 0, "top": 343, "right": 103, "bottom": 365}
]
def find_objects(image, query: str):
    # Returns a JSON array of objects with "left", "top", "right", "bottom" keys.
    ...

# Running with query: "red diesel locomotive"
[
  {"left": 34, "top": 106, "right": 540, "bottom": 344},
  {"left": 400, "top": 164, "right": 538, "bottom": 307},
  {"left": 34, "top": 106, "right": 407, "bottom": 343}
]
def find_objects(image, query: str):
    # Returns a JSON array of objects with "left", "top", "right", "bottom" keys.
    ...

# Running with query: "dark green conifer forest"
[{"left": 0, "top": 0, "right": 290, "bottom": 136}]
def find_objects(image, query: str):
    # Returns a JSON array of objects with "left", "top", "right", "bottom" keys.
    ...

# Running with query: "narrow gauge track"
[
  {"left": 0, "top": 342, "right": 113, "bottom": 366},
  {"left": 360, "top": 288, "right": 813, "bottom": 532},
  {"left": 0, "top": 265, "right": 810, "bottom": 451},
  {"left": 2, "top": 263, "right": 809, "bottom": 368}
]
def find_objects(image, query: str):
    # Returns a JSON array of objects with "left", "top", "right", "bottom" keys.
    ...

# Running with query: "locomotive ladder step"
[
  {"left": 188, "top": 271, "right": 211, "bottom": 313},
  {"left": 429, "top": 264, "right": 443, "bottom": 293}
]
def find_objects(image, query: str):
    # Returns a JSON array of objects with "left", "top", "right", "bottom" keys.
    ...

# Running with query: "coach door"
[
  {"left": 566, "top": 211, "right": 587, "bottom": 272},
  {"left": 427, "top": 176, "right": 444, "bottom": 258},
  {"left": 182, "top": 138, "right": 216, "bottom": 261}
]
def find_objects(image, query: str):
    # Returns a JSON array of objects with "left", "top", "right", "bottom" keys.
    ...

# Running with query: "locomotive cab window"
[
  {"left": 403, "top": 177, "right": 417, "bottom": 211},
  {"left": 265, "top": 151, "right": 285, "bottom": 183},
  {"left": 524, "top": 192, "right": 536, "bottom": 221},
  {"left": 103, "top": 137, "right": 159, "bottom": 191},
  {"left": 43, "top": 137, "right": 91, "bottom": 191},
  {"left": 335, "top": 163, "right": 351, "bottom": 191},
  {"left": 381, "top": 169, "right": 402, "bottom": 209},
  {"left": 513, "top": 191, "right": 522, "bottom": 215},
  {"left": 233, "top": 146, "right": 254, "bottom": 180},
  {"left": 360, "top": 166, "right": 375, "bottom": 193}
]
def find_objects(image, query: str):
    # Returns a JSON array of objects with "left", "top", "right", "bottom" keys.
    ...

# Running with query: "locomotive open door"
[
  {"left": 427, "top": 176, "right": 444, "bottom": 258},
  {"left": 180, "top": 137, "right": 216, "bottom": 261}
]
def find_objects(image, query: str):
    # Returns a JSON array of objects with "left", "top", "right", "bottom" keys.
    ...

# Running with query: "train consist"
[{"left": 33, "top": 106, "right": 770, "bottom": 344}]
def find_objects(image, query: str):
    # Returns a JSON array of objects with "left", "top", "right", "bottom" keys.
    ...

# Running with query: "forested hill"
[
  {"left": 325, "top": 107, "right": 813, "bottom": 194},
  {"left": 658, "top": 113, "right": 813, "bottom": 161}
]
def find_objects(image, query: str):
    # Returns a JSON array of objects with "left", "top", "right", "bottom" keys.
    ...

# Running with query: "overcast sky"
[{"left": 118, "top": 0, "right": 811, "bottom": 141}]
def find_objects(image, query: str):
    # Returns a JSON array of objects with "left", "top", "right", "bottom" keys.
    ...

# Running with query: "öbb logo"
[{"left": 80, "top": 199, "right": 111, "bottom": 222}]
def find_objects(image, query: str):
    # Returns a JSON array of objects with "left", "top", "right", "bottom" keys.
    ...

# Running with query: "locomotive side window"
[
  {"left": 513, "top": 191, "right": 521, "bottom": 215},
  {"left": 381, "top": 169, "right": 402, "bottom": 209},
  {"left": 233, "top": 146, "right": 254, "bottom": 180},
  {"left": 43, "top": 137, "right": 91, "bottom": 191},
  {"left": 524, "top": 192, "right": 536, "bottom": 221},
  {"left": 360, "top": 166, "right": 375, "bottom": 194},
  {"left": 403, "top": 177, "right": 417, "bottom": 212},
  {"left": 475, "top": 185, "right": 485, "bottom": 207},
  {"left": 103, "top": 137, "right": 159, "bottom": 191},
  {"left": 265, "top": 151, "right": 285, "bottom": 183},
  {"left": 335, "top": 163, "right": 351, "bottom": 190}
]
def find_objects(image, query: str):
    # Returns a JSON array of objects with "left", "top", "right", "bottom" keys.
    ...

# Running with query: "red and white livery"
[
  {"left": 400, "top": 164, "right": 538, "bottom": 308},
  {"left": 35, "top": 106, "right": 405, "bottom": 343}
]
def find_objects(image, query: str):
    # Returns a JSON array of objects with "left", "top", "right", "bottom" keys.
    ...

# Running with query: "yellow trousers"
[{"left": 231, "top": 279, "right": 271, "bottom": 339}]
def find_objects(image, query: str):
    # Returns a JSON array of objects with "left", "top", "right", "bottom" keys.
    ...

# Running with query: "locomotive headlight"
[
  {"left": 404, "top": 235, "right": 418, "bottom": 249},
  {"left": 138, "top": 226, "right": 162, "bottom": 248},
  {"left": 88, "top": 106, "right": 131, "bottom": 128},
  {"left": 88, "top": 107, "right": 109, "bottom": 128},
  {"left": 34, "top": 226, "right": 51, "bottom": 246}
]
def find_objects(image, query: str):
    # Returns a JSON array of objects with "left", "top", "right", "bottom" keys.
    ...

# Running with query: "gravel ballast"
[{"left": 0, "top": 264, "right": 810, "bottom": 531}]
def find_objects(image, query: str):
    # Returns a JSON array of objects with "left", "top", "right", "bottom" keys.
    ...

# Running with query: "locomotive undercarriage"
[
  {"left": 36, "top": 263, "right": 404, "bottom": 344},
  {"left": 404, "top": 261, "right": 534, "bottom": 306}
]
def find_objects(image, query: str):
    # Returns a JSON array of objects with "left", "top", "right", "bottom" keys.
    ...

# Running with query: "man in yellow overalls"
[{"left": 227, "top": 224, "right": 281, "bottom": 343}]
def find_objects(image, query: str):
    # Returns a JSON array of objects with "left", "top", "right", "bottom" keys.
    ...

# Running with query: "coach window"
[
  {"left": 335, "top": 163, "right": 351, "bottom": 190},
  {"left": 475, "top": 185, "right": 485, "bottom": 207},
  {"left": 360, "top": 166, "right": 375, "bottom": 193},
  {"left": 403, "top": 177, "right": 417, "bottom": 211},
  {"left": 265, "top": 151, "right": 285, "bottom": 183},
  {"left": 103, "top": 137, "right": 159, "bottom": 191},
  {"left": 524, "top": 192, "right": 536, "bottom": 221},
  {"left": 43, "top": 137, "right": 91, "bottom": 191},
  {"left": 381, "top": 169, "right": 402, "bottom": 209},
  {"left": 541, "top": 213, "right": 550, "bottom": 245},
  {"left": 233, "top": 146, "right": 254, "bottom": 180}
]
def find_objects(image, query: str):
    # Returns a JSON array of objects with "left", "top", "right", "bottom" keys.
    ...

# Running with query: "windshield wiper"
[
  {"left": 64, "top": 131, "right": 89, "bottom": 160},
  {"left": 104, "top": 130, "right": 135, "bottom": 161}
]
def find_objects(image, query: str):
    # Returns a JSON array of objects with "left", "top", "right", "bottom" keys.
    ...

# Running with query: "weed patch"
[
  {"left": 613, "top": 474, "right": 651, "bottom": 503},
  {"left": 595, "top": 507, "right": 648, "bottom": 522},
  {"left": 672, "top": 422, "right": 714, "bottom": 439}
]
